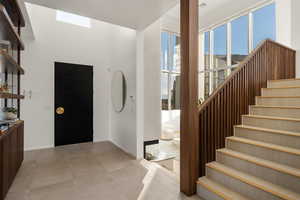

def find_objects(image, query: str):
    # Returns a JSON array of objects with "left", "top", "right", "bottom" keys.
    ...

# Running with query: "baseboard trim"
[
  {"left": 25, "top": 145, "right": 54, "bottom": 152},
  {"left": 25, "top": 140, "right": 108, "bottom": 152}
]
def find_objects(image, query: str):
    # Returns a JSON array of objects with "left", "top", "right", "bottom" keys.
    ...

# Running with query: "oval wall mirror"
[{"left": 111, "top": 71, "right": 127, "bottom": 113}]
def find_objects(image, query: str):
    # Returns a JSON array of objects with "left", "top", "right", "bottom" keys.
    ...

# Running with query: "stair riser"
[
  {"left": 256, "top": 97, "right": 300, "bottom": 107},
  {"left": 262, "top": 88, "right": 300, "bottom": 97},
  {"left": 197, "top": 185, "right": 224, "bottom": 200},
  {"left": 234, "top": 127, "right": 300, "bottom": 149},
  {"left": 268, "top": 80, "right": 300, "bottom": 88},
  {"left": 216, "top": 151, "right": 300, "bottom": 193},
  {"left": 242, "top": 116, "right": 300, "bottom": 133},
  {"left": 249, "top": 106, "right": 300, "bottom": 119},
  {"left": 226, "top": 139, "right": 300, "bottom": 169},
  {"left": 206, "top": 167, "right": 282, "bottom": 200}
]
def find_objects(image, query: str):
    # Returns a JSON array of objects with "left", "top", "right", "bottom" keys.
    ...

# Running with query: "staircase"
[{"left": 197, "top": 78, "right": 300, "bottom": 200}]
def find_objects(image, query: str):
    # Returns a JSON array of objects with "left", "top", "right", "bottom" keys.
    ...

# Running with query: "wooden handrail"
[{"left": 198, "top": 39, "right": 296, "bottom": 177}]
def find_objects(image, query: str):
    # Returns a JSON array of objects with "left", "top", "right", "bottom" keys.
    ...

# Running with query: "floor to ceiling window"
[
  {"left": 160, "top": 31, "right": 180, "bottom": 111},
  {"left": 199, "top": 2, "right": 276, "bottom": 99},
  {"left": 203, "top": 32, "right": 210, "bottom": 99},
  {"left": 160, "top": 31, "right": 181, "bottom": 144}
]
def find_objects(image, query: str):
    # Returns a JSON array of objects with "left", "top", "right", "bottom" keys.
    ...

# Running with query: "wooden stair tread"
[
  {"left": 217, "top": 148, "right": 300, "bottom": 178},
  {"left": 227, "top": 136, "right": 300, "bottom": 156},
  {"left": 243, "top": 115, "right": 300, "bottom": 122},
  {"left": 197, "top": 177, "right": 250, "bottom": 200},
  {"left": 263, "top": 86, "right": 300, "bottom": 89},
  {"left": 250, "top": 105, "right": 300, "bottom": 109},
  {"left": 207, "top": 162, "right": 300, "bottom": 200},
  {"left": 257, "top": 96, "right": 300, "bottom": 98},
  {"left": 268, "top": 78, "right": 300, "bottom": 82},
  {"left": 235, "top": 125, "right": 300, "bottom": 137}
]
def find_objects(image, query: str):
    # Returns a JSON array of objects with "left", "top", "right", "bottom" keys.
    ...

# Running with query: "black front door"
[{"left": 55, "top": 62, "right": 93, "bottom": 146}]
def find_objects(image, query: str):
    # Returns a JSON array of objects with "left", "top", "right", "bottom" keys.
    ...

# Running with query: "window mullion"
[
  {"left": 168, "top": 34, "right": 174, "bottom": 110},
  {"left": 227, "top": 22, "right": 232, "bottom": 76},
  {"left": 209, "top": 30, "right": 214, "bottom": 95},
  {"left": 249, "top": 12, "right": 254, "bottom": 52}
]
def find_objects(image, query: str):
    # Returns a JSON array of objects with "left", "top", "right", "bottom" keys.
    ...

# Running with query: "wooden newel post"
[{"left": 180, "top": 0, "right": 199, "bottom": 196}]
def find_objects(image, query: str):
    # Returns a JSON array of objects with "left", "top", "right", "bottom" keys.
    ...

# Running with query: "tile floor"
[{"left": 6, "top": 141, "right": 202, "bottom": 200}]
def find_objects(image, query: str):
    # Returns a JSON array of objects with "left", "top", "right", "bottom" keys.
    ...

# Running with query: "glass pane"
[
  {"left": 204, "top": 32, "right": 210, "bottom": 70},
  {"left": 213, "top": 24, "right": 227, "bottom": 89},
  {"left": 161, "top": 32, "right": 169, "bottom": 71},
  {"left": 170, "top": 75, "right": 180, "bottom": 110},
  {"left": 204, "top": 72, "right": 210, "bottom": 99},
  {"left": 0, "top": 73, "right": 5, "bottom": 108},
  {"left": 232, "top": 15, "right": 248, "bottom": 66},
  {"left": 172, "top": 35, "right": 181, "bottom": 73},
  {"left": 161, "top": 73, "right": 169, "bottom": 110},
  {"left": 198, "top": 72, "right": 205, "bottom": 103},
  {"left": 213, "top": 24, "right": 227, "bottom": 69},
  {"left": 217, "top": 70, "right": 226, "bottom": 85},
  {"left": 56, "top": 10, "right": 91, "bottom": 28},
  {"left": 253, "top": 3, "right": 276, "bottom": 48}
]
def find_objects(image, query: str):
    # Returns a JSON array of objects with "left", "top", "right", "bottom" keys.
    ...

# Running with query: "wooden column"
[{"left": 180, "top": 0, "right": 199, "bottom": 196}]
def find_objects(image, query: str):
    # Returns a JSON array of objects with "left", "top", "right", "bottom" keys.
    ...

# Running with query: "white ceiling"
[
  {"left": 163, "top": 0, "right": 270, "bottom": 31},
  {"left": 22, "top": 0, "right": 179, "bottom": 30}
]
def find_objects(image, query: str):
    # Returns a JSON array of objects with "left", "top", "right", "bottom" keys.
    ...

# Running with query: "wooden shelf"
[
  {"left": 0, "top": 0, "right": 25, "bottom": 27},
  {"left": 0, "top": 50, "right": 24, "bottom": 74},
  {"left": 0, "top": 92, "right": 24, "bottom": 99},
  {"left": 0, "top": 4, "right": 24, "bottom": 50}
]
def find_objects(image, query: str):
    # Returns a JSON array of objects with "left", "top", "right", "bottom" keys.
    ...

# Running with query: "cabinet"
[{"left": 0, "top": 121, "right": 24, "bottom": 199}]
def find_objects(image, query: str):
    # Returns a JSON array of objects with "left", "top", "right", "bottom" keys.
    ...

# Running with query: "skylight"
[{"left": 56, "top": 10, "right": 91, "bottom": 28}]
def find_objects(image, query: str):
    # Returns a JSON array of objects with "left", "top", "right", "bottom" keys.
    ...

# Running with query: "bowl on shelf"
[{"left": 0, "top": 107, "right": 17, "bottom": 120}]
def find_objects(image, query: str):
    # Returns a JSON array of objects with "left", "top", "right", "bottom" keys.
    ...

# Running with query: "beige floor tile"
[
  {"left": 7, "top": 142, "right": 201, "bottom": 200},
  {"left": 29, "top": 180, "right": 77, "bottom": 200},
  {"left": 5, "top": 192, "right": 31, "bottom": 200}
]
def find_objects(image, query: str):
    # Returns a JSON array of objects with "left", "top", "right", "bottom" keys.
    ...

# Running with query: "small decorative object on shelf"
[
  {"left": 0, "top": 83, "right": 9, "bottom": 92},
  {"left": 0, "top": 107, "right": 18, "bottom": 120}
]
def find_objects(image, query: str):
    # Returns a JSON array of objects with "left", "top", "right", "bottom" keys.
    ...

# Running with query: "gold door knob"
[{"left": 56, "top": 107, "right": 65, "bottom": 115}]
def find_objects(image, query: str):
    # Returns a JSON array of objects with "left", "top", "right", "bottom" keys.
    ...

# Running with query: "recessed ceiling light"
[{"left": 199, "top": 3, "right": 207, "bottom": 8}]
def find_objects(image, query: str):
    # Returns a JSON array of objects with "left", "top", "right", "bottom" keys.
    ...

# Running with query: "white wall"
[
  {"left": 276, "top": 0, "right": 300, "bottom": 77},
  {"left": 136, "top": 31, "right": 144, "bottom": 159},
  {"left": 143, "top": 20, "right": 161, "bottom": 142},
  {"left": 275, "top": 0, "right": 292, "bottom": 47},
  {"left": 21, "top": 3, "right": 137, "bottom": 155},
  {"left": 109, "top": 39, "right": 137, "bottom": 157},
  {"left": 135, "top": 20, "right": 162, "bottom": 158}
]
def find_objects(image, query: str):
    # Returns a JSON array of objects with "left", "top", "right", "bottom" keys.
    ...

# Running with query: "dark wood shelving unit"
[
  {"left": 0, "top": 4, "right": 24, "bottom": 50},
  {"left": 0, "top": 92, "right": 24, "bottom": 99},
  {"left": 0, "top": 0, "right": 25, "bottom": 27},
  {"left": 0, "top": 50, "right": 24, "bottom": 74},
  {"left": 0, "top": 1, "right": 25, "bottom": 199}
]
